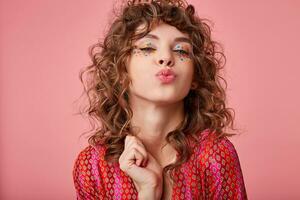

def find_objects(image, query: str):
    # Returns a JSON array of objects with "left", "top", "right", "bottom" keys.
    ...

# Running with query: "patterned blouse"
[{"left": 73, "top": 129, "right": 248, "bottom": 199}]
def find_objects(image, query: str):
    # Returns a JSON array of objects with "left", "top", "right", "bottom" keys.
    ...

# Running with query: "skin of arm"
[{"left": 138, "top": 185, "right": 163, "bottom": 200}]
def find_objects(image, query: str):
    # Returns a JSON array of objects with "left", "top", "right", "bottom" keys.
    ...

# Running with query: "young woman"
[{"left": 73, "top": 0, "right": 248, "bottom": 199}]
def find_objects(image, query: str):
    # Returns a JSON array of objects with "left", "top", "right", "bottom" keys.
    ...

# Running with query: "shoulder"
[
  {"left": 195, "top": 129, "right": 240, "bottom": 164},
  {"left": 73, "top": 144, "right": 107, "bottom": 175},
  {"left": 195, "top": 129, "right": 248, "bottom": 198},
  {"left": 74, "top": 144, "right": 105, "bottom": 164},
  {"left": 72, "top": 144, "right": 107, "bottom": 198}
]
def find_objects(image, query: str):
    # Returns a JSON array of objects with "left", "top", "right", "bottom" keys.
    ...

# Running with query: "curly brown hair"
[{"left": 75, "top": 0, "right": 238, "bottom": 180}]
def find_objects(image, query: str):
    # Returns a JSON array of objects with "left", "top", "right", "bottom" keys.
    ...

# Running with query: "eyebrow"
[{"left": 141, "top": 33, "right": 192, "bottom": 45}]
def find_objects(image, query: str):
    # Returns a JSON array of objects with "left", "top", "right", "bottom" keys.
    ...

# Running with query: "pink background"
[{"left": 1, "top": 0, "right": 300, "bottom": 199}]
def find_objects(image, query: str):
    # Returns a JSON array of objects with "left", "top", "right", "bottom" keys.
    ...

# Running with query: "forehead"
[{"left": 133, "top": 22, "right": 191, "bottom": 45}]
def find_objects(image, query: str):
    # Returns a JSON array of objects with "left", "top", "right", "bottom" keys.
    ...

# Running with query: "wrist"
[
  {"left": 138, "top": 183, "right": 162, "bottom": 200},
  {"left": 138, "top": 188, "right": 161, "bottom": 200}
]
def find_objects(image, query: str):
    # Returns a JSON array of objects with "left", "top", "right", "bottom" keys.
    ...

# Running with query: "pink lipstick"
[{"left": 155, "top": 69, "right": 177, "bottom": 84}]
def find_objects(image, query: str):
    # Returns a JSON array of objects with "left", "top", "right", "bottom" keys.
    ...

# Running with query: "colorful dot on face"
[
  {"left": 175, "top": 44, "right": 182, "bottom": 49},
  {"left": 132, "top": 48, "right": 141, "bottom": 56},
  {"left": 132, "top": 44, "right": 142, "bottom": 55},
  {"left": 175, "top": 44, "right": 191, "bottom": 62},
  {"left": 140, "top": 42, "right": 155, "bottom": 57}
]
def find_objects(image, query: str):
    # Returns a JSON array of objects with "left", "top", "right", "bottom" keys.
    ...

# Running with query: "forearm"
[{"left": 138, "top": 186, "right": 162, "bottom": 200}]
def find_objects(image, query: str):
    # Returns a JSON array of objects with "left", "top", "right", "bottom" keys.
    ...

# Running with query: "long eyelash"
[
  {"left": 139, "top": 47, "right": 189, "bottom": 55},
  {"left": 139, "top": 47, "right": 155, "bottom": 51},
  {"left": 175, "top": 49, "right": 189, "bottom": 55}
]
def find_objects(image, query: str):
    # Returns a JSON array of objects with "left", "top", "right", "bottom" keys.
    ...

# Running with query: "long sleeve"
[
  {"left": 199, "top": 135, "right": 248, "bottom": 200},
  {"left": 72, "top": 145, "right": 105, "bottom": 200}
]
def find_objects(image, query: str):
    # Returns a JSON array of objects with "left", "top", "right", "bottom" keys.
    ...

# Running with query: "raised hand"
[{"left": 119, "top": 135, "right": 163, "bottom": 199}]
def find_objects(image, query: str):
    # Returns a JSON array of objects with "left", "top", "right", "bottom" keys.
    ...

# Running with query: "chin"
[
  {"left": 130, "top": 90, "right": 186, "bottom": 103},
  {"left": 147, "top": 96, "right": 185, "bottom": 105}
]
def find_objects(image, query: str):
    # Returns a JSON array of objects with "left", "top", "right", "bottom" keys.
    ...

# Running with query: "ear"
[
  {"left": 190, "top": 81, "right": 198, "bottom": 90},
  {"left": 120, "top": 77, "right": 125, "bottom": 86}
]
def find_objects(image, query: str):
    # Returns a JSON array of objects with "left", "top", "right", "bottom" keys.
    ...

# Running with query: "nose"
[
  {"left": 158, "top": 58, "right": 173, "bottom": 67},
  {"left": 156, "top": 49, "right": 175, "bottom": 67}
]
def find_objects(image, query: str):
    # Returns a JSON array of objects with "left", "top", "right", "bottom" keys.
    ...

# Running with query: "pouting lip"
[{"left": 155, "top": 68, "right": 177, "bottom": 77}]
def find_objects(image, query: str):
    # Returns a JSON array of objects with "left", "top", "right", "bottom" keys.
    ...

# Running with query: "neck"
[{"left": 129, "top": 97, "right": 185, "bottom": 156}]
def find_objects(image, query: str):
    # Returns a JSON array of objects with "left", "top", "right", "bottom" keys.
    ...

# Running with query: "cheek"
[
  {"left": 178, "top": 54, "right": 191, "bottom": 62},
  {"left": 127, "top": 62, "right": 154, "bottom": 86},
  {"left": 179, "top": 61, "right": 194, "bottom": 75},
  {"left": 127, "top": 55, "right": 145, "bottom": 74},
  {"left": 180, "top": 65, "right": 194, "bottom": 85},
  {"left": 128, "top": 52, "right": 152, "bottom": 70}
]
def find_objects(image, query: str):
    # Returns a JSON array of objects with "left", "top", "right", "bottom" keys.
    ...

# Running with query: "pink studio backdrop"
[{"left": 1, "top": 0, "right": 299, "bottom": 199}]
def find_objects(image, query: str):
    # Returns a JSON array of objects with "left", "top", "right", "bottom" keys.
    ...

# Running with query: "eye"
[
  {"left": 139, "top": 47, "right": 155, "bottom": 52},
  {"left": 174, "top": 49, "right": 189, "bottom": 55}
]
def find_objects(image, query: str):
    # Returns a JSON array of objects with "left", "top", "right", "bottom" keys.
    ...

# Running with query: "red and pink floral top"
[{"left": 73, "top": 129, "right": 248, "bottom": 199}]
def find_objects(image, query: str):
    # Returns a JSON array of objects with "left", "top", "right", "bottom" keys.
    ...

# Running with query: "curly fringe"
[{"left": 74, "top": 0, "right": 239, "bottom": 182}]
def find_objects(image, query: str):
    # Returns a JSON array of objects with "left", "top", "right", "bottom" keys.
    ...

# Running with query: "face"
[{"left": 126, "top": 22, "right": 194, "bottom": 105}]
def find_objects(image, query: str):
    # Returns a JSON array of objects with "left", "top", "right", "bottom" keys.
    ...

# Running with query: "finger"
[
  {"left": 128, "top": 147, "right": 145, "bottom": 167},
  {"left": 124, "top": 135, "right": 135, "bottom": 149},
  {"left": 134, "top": 148, "right": 144, "bottom": 166},
  {"left": 131, "top": 142, "right": 148, "bottom": 166},
  {"left": 125, "top": 135, "right": 143, "bottom": 148},
  {"left": 124, "top": 135, "right": 149, "bottom": 166},
  {"left": 119, "top": 148, "right": 142, "bottom": 170}
]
